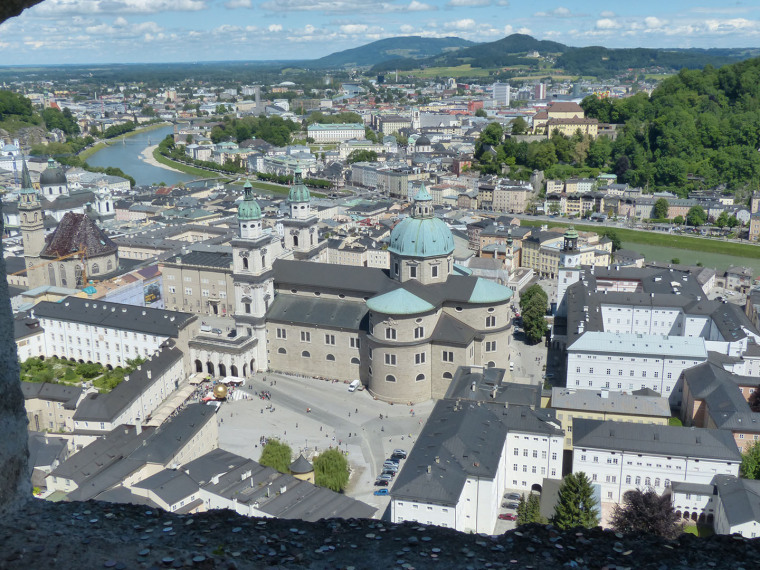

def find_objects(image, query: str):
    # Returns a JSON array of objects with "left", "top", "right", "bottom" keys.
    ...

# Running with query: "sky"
[{"left": 1, "top": 0, "right": 760, "bottom": 65}]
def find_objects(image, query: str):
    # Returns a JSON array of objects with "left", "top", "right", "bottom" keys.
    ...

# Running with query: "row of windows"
[
  {"left": 274, "top": 328, "right": 359, "bottom": 348},
  {"left": 274, "top": 348, "right": 360, "bottom": 365},
  {"left": 577, "top": 367, "right": 670, "bottom": 379},
  {"left": 512, "top": 464, "right": 546, "bottom": 475}
]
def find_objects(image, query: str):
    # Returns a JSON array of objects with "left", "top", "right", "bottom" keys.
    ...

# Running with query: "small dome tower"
[{"left": 238, "top": 180, "right": 263, "bottom": 239}]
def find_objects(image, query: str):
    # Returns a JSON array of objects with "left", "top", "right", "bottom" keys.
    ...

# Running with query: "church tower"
[
  {"left": 19, "top": 160, "right": 46, "bottom": 289},
  {"left": 281, "top": 168, "right": 320, "bottom": 259},
  {"left": 231, "top": 181, "right": 282, "bottom": 370},
  {"left": 557, "top": 226, "right": 582, "bottom": 317}
]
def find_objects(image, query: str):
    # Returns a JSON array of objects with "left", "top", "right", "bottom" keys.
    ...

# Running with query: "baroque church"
[
  {"left": 192, "top": 169, "right": 516, "bottom": 403},
  {"left": 19, "top": 160, "right": 119, "bottom": 290}
]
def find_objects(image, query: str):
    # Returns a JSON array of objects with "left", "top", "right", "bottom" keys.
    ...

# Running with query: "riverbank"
[
  {"left": 142, "top": 144, "right": 198, "bottom": 175},
  {"left": 78, "top": 121, "right": 169, "bottom": 162},
  {"left": 150, "top": 146, "right": 222, "bottom": 178}
]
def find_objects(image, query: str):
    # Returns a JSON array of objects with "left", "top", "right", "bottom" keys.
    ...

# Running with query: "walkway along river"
[{"left": 85, "top": 124, "right": 194, "bottom": 187}]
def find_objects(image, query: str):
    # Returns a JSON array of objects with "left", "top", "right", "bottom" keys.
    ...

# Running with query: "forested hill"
[
  {"left": 311, "top": 36, "right": 475, "bottom": 69},
  {"left": 370, "top": 33, "right": 752, "bottom": 76},
  {"left": 580, "top": 56, "right": 760, "bottom": 193}
]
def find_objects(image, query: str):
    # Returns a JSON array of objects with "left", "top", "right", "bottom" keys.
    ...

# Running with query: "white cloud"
[
  {"left": 113, "top": 16, "right": 128, "bottom": 27},
  {"left": 644, "top": 16, "right": 665, "bottom": 29},
  {"left": 225, "top": 0, "right": 252, "bottom": 7},
  {"left": 400, "top": 24, "right": 415, "bottom": 33},
  {"left": 534, "top": 6, "right": 574, "bottom": 18},
  {"left": 261, "top": 0, "right": 434, "bottom": 12},
  {"left": 600, "top": 10, "right": 615, "bottom": 18},
  {"left": 444, "top": 18, "right": 477, "bottom": 30},
  {"left": 34, "top": 0, "right": 206, "bottom": 16},
  {"left": 595, "top": 18, "right": 621, "bottom": 29},
  {"left": 268, "top": 24, "right": 283, "bottom": 32},
  {"left": 340, "top": 24, "right": 369, "bottom": 33},
  {"left": 446, "top": 0, "right": 491, "bottom": 7}
]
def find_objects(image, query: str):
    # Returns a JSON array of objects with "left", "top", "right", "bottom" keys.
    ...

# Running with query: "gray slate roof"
[
  {"left": 572, "top": 419, "right": 741, "bottom": 461},
  {"left": 713, "top": 474, "right": 760, "bottom": 526},
  {"left": 73, "top": 344, "right": 184, "bottom": 423},
  {"left": 391, "top": 400, "right": 562, "bottom": 506},
  {"left": 34, "top": 297, "right": 196, "bottom": 337},
  {"left": 550, "top": 387, "right": 671, "bottom": 418},
  {"left": 266, "top": 294, "right": 367, "bottom": 331},
  {"left": 445, "top": 366, "right": 541, "bottom": 409},
  {"left": 21, "top": 382, "right": 83, "bottom": 409},
  {"left": 132, "top": 469, "right": 199, "bottom": 506}
]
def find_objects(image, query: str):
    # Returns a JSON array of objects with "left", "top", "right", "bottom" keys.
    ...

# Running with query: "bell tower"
[{"left": 18, "top": 159, "right": 46, "bottom": 289}]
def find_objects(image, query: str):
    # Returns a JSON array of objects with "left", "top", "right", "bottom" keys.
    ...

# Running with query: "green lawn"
[
  {"left": 152, "top": 148, "right": 224, "bottom": 178},
  {"left": 519, "top": 219, "right": 760, "bottom": 258},
  {"left": 682, "top": 525, "right": 714, "bottom": 537}
]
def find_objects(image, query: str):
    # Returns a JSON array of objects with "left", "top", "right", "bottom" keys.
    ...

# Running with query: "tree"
[
  {"left": 610, "top": 489, "right": 682, "bottom": 539},
  {"left": 259, "top": 439, "right": 292, "bottom": 474},
  {"left": 480, "top": 122, "right": 504, "bottom": 146},
  {"left": 600, "top": 229, "right": 622, "bottom": 252},
  {"left": 520, "top": 284, "right": 549, "bottom": 344},
  {"left": 347, "top": 149, "right": 378, "bottom": 164},
  {"left": 671, "top": 258, "right": 681, "bottom": 264},
  {"left": 313, "top": 448, "right": 349, "bottom": 492},
  {"left": 520, "top": 284, "right": 548, "bottom": 313},
  {"left": 653, "top": 198, "right": 670, "bottom": 220},
  {"left": 727, "top": 215, "right": 740, "bottom": 228},
  {"left": 552, "top": 472, "right": 600, "bottom": 530},
  {"left": 511, "top": 117, "right": 527, "bottom": 135},
  {"left": 674, "top": 215, "right": 685, "bottom": 225},
  {"left": 715, "top": 211, "right": 730, "bottom": 228},
  {"left": 516, "top": 494, "right": 528, "bottom": 525},
  {"left": 741, "top": 440, "right": 760, "bottom": 479},
  {"left": 686, "top": 205, "right": 707, "bottom": 227},
  {"left": 516, "top": 492, "right": 545, "bottom": 526},
  {"left": 474, "top": 108, "right": 487, "bottom": 118}
]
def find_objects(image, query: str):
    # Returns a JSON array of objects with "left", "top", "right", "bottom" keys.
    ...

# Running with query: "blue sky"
[{"left": 1, "top": 0, "right": 759, "bottom": 65}]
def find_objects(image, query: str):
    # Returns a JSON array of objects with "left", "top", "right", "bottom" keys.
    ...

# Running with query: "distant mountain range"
[
  {"left": 309, "top": 33, "right": 760, "bottom": 77},
  {"left": 307, "top": 36, "right": 475, "bottom": 69}
]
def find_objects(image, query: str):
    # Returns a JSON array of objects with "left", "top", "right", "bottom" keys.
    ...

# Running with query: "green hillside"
[
  {"left": 310, "top": 36, "right": 476, "bottom": 69},
  {"left": 370, "top": 33, "right": 753, "bottom": 77}
]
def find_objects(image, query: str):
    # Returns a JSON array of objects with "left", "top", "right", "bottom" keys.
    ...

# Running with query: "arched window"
[
  {"left": 91, "top": 263, "right": 99, "bottom": 275},
  {"left": 218, "top": 364, "right": 227, "bottom": 377},
  {"left": 350, "top": 357, "right": 360, "bottom": 364},
  {"left": 230, "top": 365, "right": 238, "bottom": 376},
  {"left": 416, "top": 374, "right": 425, "bottom": 382},
  {"left": 645, "top": 477, "right": 651, "bottom": 486},
  {"left": 301, "top": 351, "right": 310, "bottom": 358},
  {"left": 293, "top": 235, "right": 299, "bottom": 247},
  {"left": 635, "top": 476, "right": 641, "bottom": 485},
  {"left": 243, "top": 258, "right": 248, "bottom": 269},
  {"left": 385, "top": 374, "right": 396, "bottom": 383},
  {"left": 487, "top": 361, "right": 496, "bottom": 368},
  {"left": 48, "top": 264, "right": 55, "bottom": 285},
  {"left": 654, "top": 478, "right": 660, "bottom": 487},
  {"left": 195, "top": 360, "right": 203, "bottom": 372},
  {"left": 261, "top": 254, "right": 266, "bottom": 267},
  {"left": 278, "top": 348, "right": 287, "bottom": 354},
  {"left": 443, "top": 372, "right": 453, "bottom": 380},
  {"left": 326, "top": 354, "right": 335, "bottom": 361},
  {"left": 107, "top": 260, "right": 113, "bottom": 271},
  {"left": 75, "top": 265, "right": 83, "bottom": 287},
  {"left": 245, "top": 303, "right": 251, "bottom": 314},
  {"left": 59, "top": 264, "right": 67, "bottom": 287}
]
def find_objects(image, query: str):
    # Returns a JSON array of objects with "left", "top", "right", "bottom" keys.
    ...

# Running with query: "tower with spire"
[
  {"left": 280, "top": 168, "right": 322, "bottom": 260},
  {"left": 18, "top": 159, "right": 46, "bottom": 289},
  {"left": 231, "top": 181, "right": 288, "bottom": 369}
]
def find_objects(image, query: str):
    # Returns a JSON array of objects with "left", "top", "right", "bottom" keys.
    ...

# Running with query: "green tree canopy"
[
  {"left": 686, "top": 205, "right": 707, "bottom": 227},
  {"left": 520, "top": 284, "right": 548, "bottom": 344},
  {"left": 741, "top": 440, "right": 760, "bottom": 479},
  {"left": 552, "top": 472, "right": 600, "bottom": 530},
  {"left": 517, "top": 493, "right": 545, "bottom": 526},
  {"left": 715, "top": 211, "right": 730, "bottom": 228},
  {"left": 653, "top": 198, "right": 670, "bottom": 220},
  {"left": 313, "top": 448, "right": 350, "bottom": 492},
  {"left": 259, "top": 439, "right": 292, "bottom": 474},
  {"left": 600, "top": 229, "right": 622, "bottom": 251},
  {"left": 510, "top": 116, "right": 527, "bottom": 135},
  {"left": 474, "top": 108, "right": 487, "bottom": 118},
  {"left": 610, "top": 488, "right": 682, "bottom": 539},
  {"left": 347, "top": 149, "right": 378, "bottom": 164}
]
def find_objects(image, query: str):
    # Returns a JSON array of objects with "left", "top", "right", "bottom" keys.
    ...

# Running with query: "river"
[{"left": 86, "top": 124, "right": 195, "bottom": 187}]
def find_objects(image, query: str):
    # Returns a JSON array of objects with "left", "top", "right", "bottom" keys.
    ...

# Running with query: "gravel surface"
[{"left": 3, "top": 500, "right": 759, "bottom": 569}]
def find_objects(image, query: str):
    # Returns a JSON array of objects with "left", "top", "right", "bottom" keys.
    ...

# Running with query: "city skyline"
[{"left": 0, "top": 0, "right": 759, "bottom": 65}]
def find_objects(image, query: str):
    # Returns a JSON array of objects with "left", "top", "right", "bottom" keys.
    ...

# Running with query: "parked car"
[
  {"left": 374, "top": 488, "right": 390, "bottom": 496},
  {"left": 376, "top": 474, "right": 393, "bottom": 482},
  {"left": 381, "top": 469, "right": 396, "bottom": 478},
  {"left": 374, "top": 479, "right": 389, "bottom": 487},
  {"left": 502, "top": 501, "right": 519, "bottom": 509},
  {"left": 504, "top": 492, "right": 521, "bottom": 500},
  {"left": 498, "top": 513, "right": 516, "bottom": 521},
  {"left": 383, "top": 462, "right": 399, "bottom": 471},
  {"left": 392, "top": 449, "right": 407, "bottom": 459},
  {"left": 211, "top": 327, "right": 223, "bottom": 334},
  {"left": 385, "top": 457, "right": 400, "bottom": 465}
]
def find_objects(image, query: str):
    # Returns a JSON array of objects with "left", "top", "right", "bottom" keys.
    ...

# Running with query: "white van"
[{"left": 348, "top": 379, "right": 361, "bottom": 392}]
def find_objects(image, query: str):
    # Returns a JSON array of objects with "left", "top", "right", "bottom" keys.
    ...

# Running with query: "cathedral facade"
[{"left": 222, "top": 173, "right": 515, "bottom": 403}]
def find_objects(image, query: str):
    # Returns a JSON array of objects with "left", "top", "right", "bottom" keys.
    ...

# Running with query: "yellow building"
[
  {"left": 521, "top": 229, "right": 611, "bottom": 278},
  {"left": 549, "top": 387, "right": 672, "bottom": 450}
]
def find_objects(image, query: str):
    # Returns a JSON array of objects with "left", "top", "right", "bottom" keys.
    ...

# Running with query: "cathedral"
[{"left": 191, "top": 170, "right": 516, "bottom": 403}]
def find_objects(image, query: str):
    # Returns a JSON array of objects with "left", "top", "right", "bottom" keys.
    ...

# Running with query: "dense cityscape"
[{"left": 2, "top": 2, "right": 760, "bottom": 565}]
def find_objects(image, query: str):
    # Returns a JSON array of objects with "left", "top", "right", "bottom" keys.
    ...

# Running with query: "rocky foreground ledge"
[{"left": 2, "top": 500, "right": 758, "bottom": 569}]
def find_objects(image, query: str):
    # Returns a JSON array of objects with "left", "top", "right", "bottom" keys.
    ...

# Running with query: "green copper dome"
[
  {"left": 367, "top": 288, "right": 435, "bottom": 316},
  {"left": 288, "top": 168, "right": 311, "bottom": 203},
  {"left": 388, "top": 183, "right": 454, "bottom": 258},
  {"left": 238, "top": 180, "right": 262, "bottom": 221},
  {"left": 564, "top": 226, "right": 579, "bottom": 240}
]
